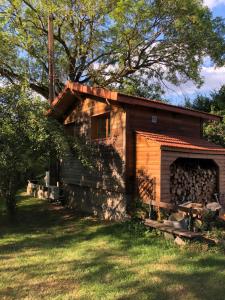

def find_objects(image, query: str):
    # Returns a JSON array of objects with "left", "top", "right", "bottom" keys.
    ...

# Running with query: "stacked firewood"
[{"left": 170, "top": 163, "right": 217, "bottom": 205}]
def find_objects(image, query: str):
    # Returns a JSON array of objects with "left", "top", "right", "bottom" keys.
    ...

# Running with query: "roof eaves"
[
  {"left": 68, "top": 81, "right": 118, "bottom": 101},
  {"left": 161, "top": 145, "right": 225, "bottom": 154},
  {"left": 117, "top": 93, "right": 221, "bottom": 121},
  {"left": 136, "top": 131, "right": 225, "bottom": 154},
  {"left": 48, "top": 81, "right": 221, "bottom": 122}
]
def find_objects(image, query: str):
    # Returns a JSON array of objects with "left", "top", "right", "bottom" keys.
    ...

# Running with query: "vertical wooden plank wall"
[
  {"left": 62, "top": 97, "right": 126, "bottom": 190},
  {"left": 125, "top": 105, "right": 203, "bottom": 206},
  {"left": 135, "top": 134, "right": 161, "bottom": 204}
]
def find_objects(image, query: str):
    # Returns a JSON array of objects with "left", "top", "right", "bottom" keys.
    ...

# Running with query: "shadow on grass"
[
  {"left": 115, "top": 258, "right": 225, "bottom": 300},
  {"left": 1, "top": 193, "right": 225, "bottom": 300},
  {"left": 0, "top": 193, "right": 158, "bottom": 253},
  {"left": 72, "top": 239, "right": 225, "bottom": 300}
]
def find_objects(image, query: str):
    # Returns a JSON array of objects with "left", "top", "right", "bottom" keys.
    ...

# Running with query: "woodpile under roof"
[{"left": 170, "top": 158, "right": 218, "bottom": 205}]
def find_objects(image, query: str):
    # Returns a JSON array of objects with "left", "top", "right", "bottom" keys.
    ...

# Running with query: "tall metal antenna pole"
[{"left": 48, "top": 13, "right": 55, "bottom": 104}]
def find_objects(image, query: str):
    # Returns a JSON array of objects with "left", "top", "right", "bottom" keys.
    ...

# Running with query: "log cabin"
[{"left": 48, "top": 81, "right": 225, "bottom": 220}]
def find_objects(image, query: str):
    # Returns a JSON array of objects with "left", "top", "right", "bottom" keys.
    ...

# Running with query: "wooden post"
[
  {"left": 48, "top": 13, "right": 55, "bottom": 104},
  {"left": 48, "top": 13, "right": 56, "bottom": 187}
]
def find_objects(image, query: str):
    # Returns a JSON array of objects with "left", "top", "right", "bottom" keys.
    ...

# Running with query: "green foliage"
[
  {"left": 184, "top": 95, "right": 214, "bottom": 113},
  {"left": 69, "top": 135, "right": 100, "bottom": 171},
  {"left": 185, "top": 85, "right": 225, "bottom": 114},
  {"left": 125, "top": 219, "right": 152, "bottom": 237},
  {"left": 117, "top": 75, "right": 167, "bottom": 100},
  {"left": 202, "top": 86, "right": 225, "bottom": 146},
  {"left": 0, "top": 85, "right": 67, "bottom": 214},
  {"left": 201, "top": 210, "right": 217, "bottom": 231},
  {"left": 69, "top": 134, "right": 124, "bottom": 183},
  {"left": 199, "top": 210, "right": 225, "bottom": 232},
  {"left": 210, "top": 85, "right": 225, "bottom": 112},
  {"left": 1, "top": 0, "right": 225, "bottom": 98},
  {"left": 204, "top": 116, "right": 225, "bottom": 147},
  {"left": 131, "top": 197, "right": 149, "bottom": 220},
  {"left": 185, "top": 85, "right": 225, "bottom": 147}
]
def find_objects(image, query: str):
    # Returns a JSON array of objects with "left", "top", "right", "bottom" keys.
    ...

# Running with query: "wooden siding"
[
  {"left": 64, "top": 98, "right": 126, "bottom": 158},
  {"left": 135, "top": 133, "right": 225, "bottom": 207},
  {"left": 58, "top": 92, "right": 225, "bottom": 214},
  {"left": 127, "top": 106, "right": 202, "bottom": 138},
  {"left": 135, "top": 134, "right": 161, "bottom": 204},
  {"left": 125, "top": 105, "right": 203, "bottom": 195},
  {"left": 61, "top": 97, "right": 126, "bottom": 193}
]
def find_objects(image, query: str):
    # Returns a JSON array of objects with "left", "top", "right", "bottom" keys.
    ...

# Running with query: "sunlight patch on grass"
[{"left": 0, "top": 193, "right": 225, "bottom": 299}]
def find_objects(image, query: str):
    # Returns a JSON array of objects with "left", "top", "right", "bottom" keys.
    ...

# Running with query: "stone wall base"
[{"left": 64, "top": 184, "right": 127, "bottom": 220}]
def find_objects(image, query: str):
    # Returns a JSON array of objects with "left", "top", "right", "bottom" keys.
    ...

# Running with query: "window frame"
[{"left": 91, "top": 112, "right": 111, "bottom": 140}]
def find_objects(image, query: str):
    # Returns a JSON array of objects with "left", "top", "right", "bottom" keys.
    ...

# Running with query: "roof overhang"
[
  {"left": 136, "top": 131, "right": 225, "bottom": 154},
  {"left": 47, "top": 81, "right": 222, "bottom": 122}
]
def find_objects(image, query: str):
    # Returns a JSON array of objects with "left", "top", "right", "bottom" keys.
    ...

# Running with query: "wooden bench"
[{"left": 144, "top": 219, "right": 202, "bottom": 239}]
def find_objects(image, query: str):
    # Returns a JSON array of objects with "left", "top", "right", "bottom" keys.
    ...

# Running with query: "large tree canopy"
[{"left": 1, "top": 0, "right": 225, "bottom": 98}]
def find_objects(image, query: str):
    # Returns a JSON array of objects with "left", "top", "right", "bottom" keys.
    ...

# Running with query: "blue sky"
[{"left": 165, "top": 0, "right": 225, "bottom": 104}]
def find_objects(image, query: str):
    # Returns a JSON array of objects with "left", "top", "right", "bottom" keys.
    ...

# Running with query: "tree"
[
  {"left": 1, "top": 0, "right": 225, "bottom": 98},
  {"left": 184, "top": 85, "right": 225, "bottom": 113},
  {"left": 184, "top": 84, "right": 225, "bottom": 146},
  {"left": 184, "top": 95, "right": 214, "bottom": 113},
  {"left": 0, "top": 85, "right": 66, "bottom": 216},
  {"left": 204, "top": 117, "right": 225, "bottom": 147}
]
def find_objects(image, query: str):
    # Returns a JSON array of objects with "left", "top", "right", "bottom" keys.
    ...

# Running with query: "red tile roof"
[
  {"left": 48, "top": 81, "right": 221, "bottom": 121},
  {"left": 136, "top": 131, "right": 225, "bottom": 153}
]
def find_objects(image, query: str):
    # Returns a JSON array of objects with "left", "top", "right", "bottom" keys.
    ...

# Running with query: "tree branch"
[{"left": 0, "top": 66, "right": 49, "bottom": 98}]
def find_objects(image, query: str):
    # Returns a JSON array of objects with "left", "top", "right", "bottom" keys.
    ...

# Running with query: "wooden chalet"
[{"left": 48, "top": 81, "right": 225, "bottom": 220}]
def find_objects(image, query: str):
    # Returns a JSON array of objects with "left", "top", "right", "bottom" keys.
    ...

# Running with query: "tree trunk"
[
  {"left": 4, "top": 177, "right": 17, "bottom": 220},
  {"left": 5, "top": 195, "right": 16, "bottom": 217}
]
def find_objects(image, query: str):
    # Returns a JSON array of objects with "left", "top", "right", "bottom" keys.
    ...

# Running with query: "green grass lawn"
[{"left": 0, "top": 193, "right": 225, "bottom": 300}]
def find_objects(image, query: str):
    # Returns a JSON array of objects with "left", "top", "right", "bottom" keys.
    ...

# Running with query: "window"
[
  {"left": 151, "top": 115, "right": 157, "bottom": 123},
  {"left": 91, "top": 113, "right": 110, "bottom": 139}
]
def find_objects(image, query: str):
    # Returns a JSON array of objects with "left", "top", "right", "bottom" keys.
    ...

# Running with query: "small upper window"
[
  {"left": 91, "top": 113, "right": 110, "bottom": 140},
  {"left": 151, "top": 115, "right": 157, "bottom": 123}
]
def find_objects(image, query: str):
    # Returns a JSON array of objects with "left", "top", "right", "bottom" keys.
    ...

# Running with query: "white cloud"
[
  {"left": 203, "top": 0, "right": 225, "bottom": 8},
  {"left": 165, "top": 66, "right": 225, "bottom": 104}
]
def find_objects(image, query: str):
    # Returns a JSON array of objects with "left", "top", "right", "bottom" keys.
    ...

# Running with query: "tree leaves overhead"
[{"left": 1, "top": 0, "right": 225, "bottom": 98}]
